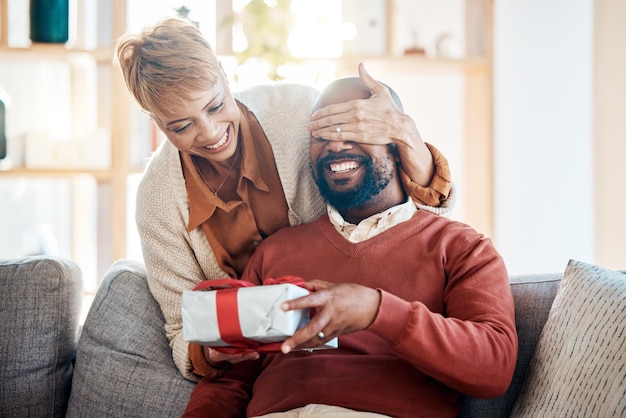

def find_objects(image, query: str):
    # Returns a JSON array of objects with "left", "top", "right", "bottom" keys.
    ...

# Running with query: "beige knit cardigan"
[{"left": 135, "top": 83, "right": 455, "bottom": 381}]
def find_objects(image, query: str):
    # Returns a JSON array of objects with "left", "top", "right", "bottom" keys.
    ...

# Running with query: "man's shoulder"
[
  {"left": 280, "top": 216, "right": 326, "bottom": 235},
  {"left": 411, "top": 210, "right": 486, "bottom": 239},
  {"left": 260, "top": 216, "right": 326, "bottom": 246}
]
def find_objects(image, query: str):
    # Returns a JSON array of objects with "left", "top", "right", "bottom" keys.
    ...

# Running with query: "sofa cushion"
[
  {"left": 67, "top": 259, "right": 195, "bottom": 418},
  {"left": 459, "top": 272, "right": 562, "bottom": 417},
  {"left": 0, "top": 256, "right": 83, "bottom": 418},
  {"left": 511, "top": 260, "right": 626, "bottom": 417}
]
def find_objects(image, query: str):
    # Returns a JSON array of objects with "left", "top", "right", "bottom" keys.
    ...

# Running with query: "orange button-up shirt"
[{"left": 181, "top": 101, "right": 290, "bottom": 280}]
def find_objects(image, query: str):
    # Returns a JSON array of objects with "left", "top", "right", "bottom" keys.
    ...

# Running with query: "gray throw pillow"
[
  {"left": 66, "top": 259, "right": 195, "bottom": 418},
  {"left": 512, "top": 260, "right": 626, "bottom": 417}
]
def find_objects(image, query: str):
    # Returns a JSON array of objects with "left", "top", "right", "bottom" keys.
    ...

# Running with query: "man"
[{"left": 183, "top": 77, "right": 517, "bottom": 418}]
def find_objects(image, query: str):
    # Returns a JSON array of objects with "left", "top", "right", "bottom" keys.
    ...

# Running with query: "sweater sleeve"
[
  {"left": 183, "top": 359, "right": 262, "bottom": 417},
  {"left": 367, "top": 235, "right": 518, "bottom": 399}
]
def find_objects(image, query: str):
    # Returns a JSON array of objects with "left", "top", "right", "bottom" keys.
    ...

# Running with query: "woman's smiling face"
[{"left": 154, "top": 71, "right": 240, "bottom": 163}]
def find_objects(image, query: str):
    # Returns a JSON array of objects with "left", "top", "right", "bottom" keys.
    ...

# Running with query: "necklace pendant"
[{"left": 192, "top": 150, "right": 240, "bottom": 199}]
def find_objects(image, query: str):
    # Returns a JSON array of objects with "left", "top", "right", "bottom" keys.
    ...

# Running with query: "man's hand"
[{"left": 279, "top": 280, "right": 381, "bottom": 354}]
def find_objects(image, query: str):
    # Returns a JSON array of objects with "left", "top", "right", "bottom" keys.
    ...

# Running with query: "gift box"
[{"left": 182, "top": 279, "right": 337, "bottom": 351}]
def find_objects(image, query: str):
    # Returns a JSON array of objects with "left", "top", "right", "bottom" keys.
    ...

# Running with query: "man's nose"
[{"left": 325, "top": 140, "right": 353, "bottom": 153}]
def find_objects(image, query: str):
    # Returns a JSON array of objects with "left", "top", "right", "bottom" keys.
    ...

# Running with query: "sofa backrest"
[
  {"left": 0, "top": 256, "right": 83, "bottom": 418},
  {"left": 459, "top": 272, "right": 562, "bottom": 417}
]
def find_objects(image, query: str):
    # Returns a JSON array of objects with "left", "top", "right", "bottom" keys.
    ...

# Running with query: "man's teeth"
[
  {"left": 330, "top": 161, "right": 359, "bottom": 173},
  {"left": 205, "top": 131, "right": 228, "bottom": 150}
]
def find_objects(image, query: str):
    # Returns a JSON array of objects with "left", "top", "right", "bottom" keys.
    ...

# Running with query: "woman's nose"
[{"left": 197, "top": 117, "right": 221, "bottom": 140}]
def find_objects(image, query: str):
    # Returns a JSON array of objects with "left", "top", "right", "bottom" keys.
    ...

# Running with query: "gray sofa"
[{"left": 1, "top": 256, "right": 562, "bottom": 417}]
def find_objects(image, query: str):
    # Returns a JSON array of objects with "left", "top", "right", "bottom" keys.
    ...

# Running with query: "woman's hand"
[
  {"left": 307, "top": 63, "right": 435, "bottom": 186},
  {"left": 279, "top": 280, "right": 381, "bottom": 354}
]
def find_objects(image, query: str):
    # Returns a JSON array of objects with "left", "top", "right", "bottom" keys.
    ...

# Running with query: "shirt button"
[{"left": 354, "top": 234, "right": 363, "bottom": 241}]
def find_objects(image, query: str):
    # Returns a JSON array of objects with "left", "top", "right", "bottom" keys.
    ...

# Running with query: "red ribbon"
[
  {"left": 214, "top": 288, "right": 258, "bottom": 349},
  {"left": 263, "top": 276, "right": 306, "bottom": 287},
  {"left": 192, "top": 276, "right": 306, "bottom": 291},
  {"left": 192, "top": 276, "right": 308, "bottom": 353}
]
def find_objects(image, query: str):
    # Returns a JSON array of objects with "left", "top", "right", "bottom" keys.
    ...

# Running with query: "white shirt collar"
[{"left": 327, "top": 198, "right": 418, "bottom": 243}]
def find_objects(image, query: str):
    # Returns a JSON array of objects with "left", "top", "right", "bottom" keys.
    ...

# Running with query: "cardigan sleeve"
[
  {"left": 137, "top": 142, "right": 228, "bottom": 382},
  {"left": 400, "top": 142, "right": 452, "bottom": 208}
]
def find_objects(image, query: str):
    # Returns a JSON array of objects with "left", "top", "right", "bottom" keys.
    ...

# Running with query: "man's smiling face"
[
  {"left": 310, "top": 139, "right": 396, "bottom": 212},
  {"left": 308, "top": 78, "right": 398, "bottom": 212}
]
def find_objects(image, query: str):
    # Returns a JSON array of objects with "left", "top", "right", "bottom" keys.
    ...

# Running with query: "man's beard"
[{"left": 314, "top": 153, "right": 395, "bottom": 212}]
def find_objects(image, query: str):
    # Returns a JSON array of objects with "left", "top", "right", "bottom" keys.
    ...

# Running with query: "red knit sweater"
[{"left": 184, "top": 210, "right": 517, "bottom": 418}]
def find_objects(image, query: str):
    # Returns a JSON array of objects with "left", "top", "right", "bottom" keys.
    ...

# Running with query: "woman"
[{"left": 115, "top": 17, "right": 454, "bottom": 381}]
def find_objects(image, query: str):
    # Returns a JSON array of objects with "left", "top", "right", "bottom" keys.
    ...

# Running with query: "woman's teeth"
[
  {"left": 330, "top": 161, "right": 359, "bottom": 173},
  {"left": 205, "top": 131, "right": 228, "bottom": 150}
]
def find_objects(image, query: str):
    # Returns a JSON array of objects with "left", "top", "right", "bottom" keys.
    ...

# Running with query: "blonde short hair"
[{"left": 115, "top": 17, "right": 221, "bottom": 121}]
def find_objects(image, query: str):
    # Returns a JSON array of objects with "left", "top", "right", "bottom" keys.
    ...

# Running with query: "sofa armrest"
[
  {"left": 67, "top": 259, "right": 195, "bottom": 418},
  {"left": 0, "top": 256, "right": 83, "bottom": 418},
  {"left": 458, "top": 273, "right": 562, "bottom": 418}
]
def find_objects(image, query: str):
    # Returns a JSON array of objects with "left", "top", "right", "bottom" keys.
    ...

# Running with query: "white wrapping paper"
[{"left": 182, "top": 283, "right": 337, "bottom": 349}]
